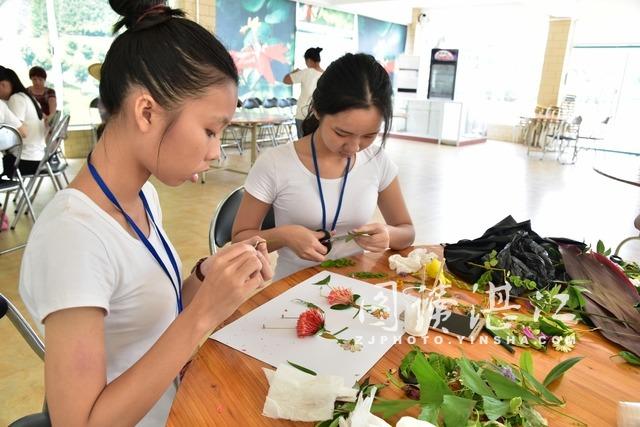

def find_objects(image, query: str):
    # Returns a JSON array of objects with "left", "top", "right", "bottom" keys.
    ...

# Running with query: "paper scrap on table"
[
  {"left": 211, "top": 272, "right": 413, "bottom": 384},
  {"left": 389, "top": 248, "right": 438, "bottom": 274},
  {"left": 338, "top": 387, "right": 390, "bottom": 427},
  {"left": 262, "top": 363, "right": 357, "bottom": 422}
]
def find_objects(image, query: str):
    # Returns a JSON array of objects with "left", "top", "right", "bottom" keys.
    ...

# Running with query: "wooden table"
[
  {"left": 231, "top": 111, "right": 292, "bottom": 166},
  {"left": 168, "top": 246, "right": 640, "bottom": 426},
  {"left": 593, "top": 151, "right": 640, "bottom": 187}
]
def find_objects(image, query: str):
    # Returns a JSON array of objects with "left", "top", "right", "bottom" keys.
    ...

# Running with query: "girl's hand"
[
  {"left": 351, "top": 223, "right": 389, "bottom": 252},
  {"left": 282, "top": 225, "right": 328, "bottom": 262},
  {"left": 196, "top": 236, "right": 272, "bottom": 324}
]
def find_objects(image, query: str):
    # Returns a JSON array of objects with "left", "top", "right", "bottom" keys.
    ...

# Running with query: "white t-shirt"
[
  {"left": 19, "top": 182, "right": 181, "bottom": 427},
  {"left": 8, "top": 92, "right": 46, "bottom": 161},
  {"left": 0, "top": 100, "right": 21, "bottom": 129},
  {"left": 290, "top": 68, "right": 322, "bottom": 120},
  {"left": 245, "top": 142, "right": 398, "bottom": 280}
]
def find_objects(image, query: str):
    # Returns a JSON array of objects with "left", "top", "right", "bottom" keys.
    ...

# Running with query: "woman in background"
[
  {"left": 0, "top": 66, "right": 46, "bottom": 178},
  {"left": 27, "top": 65, "right": 57, "bottom": 119},
  {"left": 283, "top": 47, "right": 324, "bottom": 138}
]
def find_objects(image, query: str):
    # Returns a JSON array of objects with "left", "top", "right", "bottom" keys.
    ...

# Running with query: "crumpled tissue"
[
  {"left": 262, "top": 364, "right": 358, "bottom": 421},
  {"left": 389, "top": 248, "right": 438, "bottom": 275}
]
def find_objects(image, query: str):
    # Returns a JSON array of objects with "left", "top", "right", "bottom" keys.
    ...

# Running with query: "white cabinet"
[{"left": 404, "top": 99, "right": 463, "bottom": 145}]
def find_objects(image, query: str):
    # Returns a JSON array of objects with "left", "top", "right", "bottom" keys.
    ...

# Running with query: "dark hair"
[
  {"left": 101, "top": 0, "right": 238, "bottom": 118},
  {"left": 29, "top": 66, "right": 47, "bottom": 80},
  {"left": 304, "top": 47, "right": 322, "bottom": 63},
  {"left": 0, "top": 67, "right": 44, "bottom": 120},
  {"left": 302, "top": 53, "right": 393, "bottom": 143}
]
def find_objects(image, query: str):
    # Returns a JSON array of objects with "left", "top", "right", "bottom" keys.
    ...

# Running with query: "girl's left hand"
[{"left": 351, "top": 223, "right": 389, "bottom": 252}]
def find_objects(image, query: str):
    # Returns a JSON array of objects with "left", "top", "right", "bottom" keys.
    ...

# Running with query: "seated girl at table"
[
  {"left": 18, "top": 1, "right": 272, "bottom": 426},
  {"left": 0, "top": 66, "right": 46, "bottom": 178},
  {"left": 232, "top": 53, "right": 415, "bottom": 280}
]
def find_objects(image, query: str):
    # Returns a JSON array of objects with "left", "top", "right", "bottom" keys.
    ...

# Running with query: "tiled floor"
[{"left": 1, "top": 139, "right": 639, "bottom": 424}]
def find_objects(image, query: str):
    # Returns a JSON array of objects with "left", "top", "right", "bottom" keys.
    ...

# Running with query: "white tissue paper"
[
  {"left": 338, "top": 387, "right": 391, "bottom": 427},
  {"left": 388, "top": 249, "right": 438, "bottom": 275},
  {"left": 618, "top": 401, "right": 640, "bottom": 427},
  {"left": 262, "top": 364, "right": 358, "bottom": 422},
  {"left": 396, "top": 416, "right": 437, "bottom": 427}
]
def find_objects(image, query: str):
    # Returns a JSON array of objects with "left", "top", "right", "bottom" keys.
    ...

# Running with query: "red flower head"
[
  {"left": 327, "top": 287, "right": 354, "bottom": 306},
  {"left": 296, "top": 309, "right": 325, "bottom": 337}
]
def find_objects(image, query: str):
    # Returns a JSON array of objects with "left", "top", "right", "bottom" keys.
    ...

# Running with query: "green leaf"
[
  {"left": 418, "top": 404, "right": 439, "bottom": 424},
  {"left": 320, "top": 258, "right": 355, "bottom": 268},
  {"left": 458, "top": 358, "right": 495, "bottom": 397},
  {"left": 320, "top": 332, "right": 336, "bottom": 340},
  {"left": 441, "top": 395, "right": 476, "bottom": 427},
  {"left": 312, "top": 275, "right": 331, "bottom": 285},
  {"left": 482, "top": 396, "right": 510, "bottom": 421},
  {"left": 482, "top": 369, "right": 544, "bottom": 404},
  {"left": 596, "top": 240, "right": 605, "bottom": 254},
  {"left": 509, "top": 396, "right": 522, "bottom": 413},
  {"left": 518, "top": 405, "right": 548, "bottom": 427},
  {"left": 618, "top": 351, "right": 640, "bottom": 366},
  {"left": 287, "top": 360, "right": 317, "bottom": 376},
  {"left": 412, "top": 351, "right": 451, "bottom": 405},
  {"left": 519, "top": 351, "right": 534, "bottom": 376},
  {"left": 370, "top": 398, "right": 418, "bottom": 418},
  {"left": 349, "top": 271, "right": 387, "bottom": 279},
  {"left": 293, "top": 299, "right": 324, "bottom": 311},
  {"left": 330, "top": 304, "right": 353, "bottom": 310},
  {"left": 521, "top": 370, "right": 563, "bottom": 405},
  {"left": 539, "top": 316, "right": 571, "bottom": 336},
  {"left": 542, "top": 356, "right": 583, "bottom": 387}
]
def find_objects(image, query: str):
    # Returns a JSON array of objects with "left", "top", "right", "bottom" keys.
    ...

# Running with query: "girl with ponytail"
[
  {"left": 234, "top": 53, "right": 415, "bottom": 281},
  {"left": 18, "top": 1, "right": 272, "bottom": 425}
]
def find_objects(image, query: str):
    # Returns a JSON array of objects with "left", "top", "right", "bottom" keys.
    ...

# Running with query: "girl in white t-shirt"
[
  {"left": 234, "top": 53, "right": 415, "bottom": 280},
  {"left": 283, "top": 47, "right": 324, "bottom": 138},
  {"left": 18, "top": 2, "right": 272, "bottom": 426},
  {"left": 0, "top": 66, "right": 46, "bottom": 178}
]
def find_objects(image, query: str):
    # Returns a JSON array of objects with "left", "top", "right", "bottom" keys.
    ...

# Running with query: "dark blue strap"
[
  {"left": 310, "top": 132, "right": 350, "bottom": 232},
  {"left": 87, "top": 153, "right": 183, "bottom": 313}
]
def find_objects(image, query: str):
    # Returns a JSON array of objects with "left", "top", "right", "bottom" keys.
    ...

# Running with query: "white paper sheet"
[{"left": 211, "top": 272, "right": 412, "bottom": 384}]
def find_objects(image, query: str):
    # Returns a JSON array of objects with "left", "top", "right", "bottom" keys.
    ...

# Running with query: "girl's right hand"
[
  {"left": 196, "top": 236, "right": 272, "bottom": 324},
  {"left": 283, "top": 225, "right": 328, "bottom": 262}
]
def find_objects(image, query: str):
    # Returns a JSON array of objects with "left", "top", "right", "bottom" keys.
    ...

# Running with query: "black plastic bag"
[{"left": 444, "top": 215, "right": 584, "bottom": 287}]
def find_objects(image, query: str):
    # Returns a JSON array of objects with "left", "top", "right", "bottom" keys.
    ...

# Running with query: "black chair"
[
  {"left": 208, "top": 186, "right": 275, "bottom": 254},
  {"left": 1, "top": 294, "right": 50, "bottom": 427},
  {"left": 557, "top": 116, "right": 583, "bottom": 165}
]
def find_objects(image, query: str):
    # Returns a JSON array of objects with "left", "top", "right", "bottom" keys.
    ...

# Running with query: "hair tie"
[{"left": 136, "top": 4, "right": 171, "bottom": 25}]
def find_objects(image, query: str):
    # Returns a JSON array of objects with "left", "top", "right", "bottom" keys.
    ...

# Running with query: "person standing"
[
  {"left": 26, "top": 66, "right": 57, "bottom": 119},
  {"left": 283, "top": 47, "right": 323, "bottom": 139}
]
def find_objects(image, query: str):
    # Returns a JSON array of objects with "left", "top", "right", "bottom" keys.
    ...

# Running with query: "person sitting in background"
[
  {"left": 0, "top": 98, "right": 27, "bottom": 137},
  {"left": 27, "top": 66, "right": 57, "bottom": 119},
  {"left": 283, "top": 47, "right": 324, "bottom": 138},
  {"left": 0, "top": 66, "right": 46, "bottom": 178},
  {"left": 234, "top": 53, "right": 415, "bottom": 280}
]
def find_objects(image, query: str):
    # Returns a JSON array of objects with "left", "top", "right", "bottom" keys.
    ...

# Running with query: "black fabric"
[
  {"left": 444, "top": 215, "right": 585, "bottom": 287},
  {"left": 1, "top": 154, "right": 39, "bottom": 179}
]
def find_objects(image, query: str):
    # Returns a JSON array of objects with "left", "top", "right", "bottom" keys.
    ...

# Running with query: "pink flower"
[
  {"left": 296, "top": 309, "right": 325, "bottom": 337},
  {"left": 327, "top": 287, "right": 354, "bottom": 306}
]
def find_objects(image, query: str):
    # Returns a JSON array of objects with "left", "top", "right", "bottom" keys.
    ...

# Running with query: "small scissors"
[{"left": 317, "top": 230, "right": 369, "bottom": 252}]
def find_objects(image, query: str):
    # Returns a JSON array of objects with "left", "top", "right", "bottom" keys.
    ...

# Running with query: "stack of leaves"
[
  {"left": 559, "top": 245, "right": 640, "bottom": 361},
  {"left": 376, "top": 348, "right": 583, "bottom": 427}
]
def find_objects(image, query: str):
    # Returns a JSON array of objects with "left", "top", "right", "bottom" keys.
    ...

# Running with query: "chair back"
[
  {"left": 43, "top": 115, "right": 70, "bottom": 162},
  {"left": 263, "top": 98, "right": 278, "bottom": 109},
  {"left": 0, "top": 125, "right": 23, "bottom": 153},
  {"left": 209, "top": 186, "right": 275, "bottom": 254}
]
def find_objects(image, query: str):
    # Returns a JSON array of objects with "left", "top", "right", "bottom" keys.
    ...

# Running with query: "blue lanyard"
[
  {"left": 310, "top": 132, "right": 350, "bottom": 231},
  {"left": 86, "top": 153, "right": 183, "bottom": 313}
]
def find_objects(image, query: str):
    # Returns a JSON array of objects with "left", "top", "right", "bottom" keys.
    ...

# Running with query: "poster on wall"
[
  {"left": 357, "top": 15, "right": 407, "bottom": 77},
  {"left": 295, "top": 3, "right": 356, "bottom": 69},
  {"left": 216, "top": 0, "right": 295, "bottom": 99}
]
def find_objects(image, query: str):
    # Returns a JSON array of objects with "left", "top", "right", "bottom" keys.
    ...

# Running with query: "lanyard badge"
[
  {"left": 87, "top": 153, "right": 183, "bottom": 313},
  {"left": 310, "top": 132, "right": 350, "bottom": 252}
]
